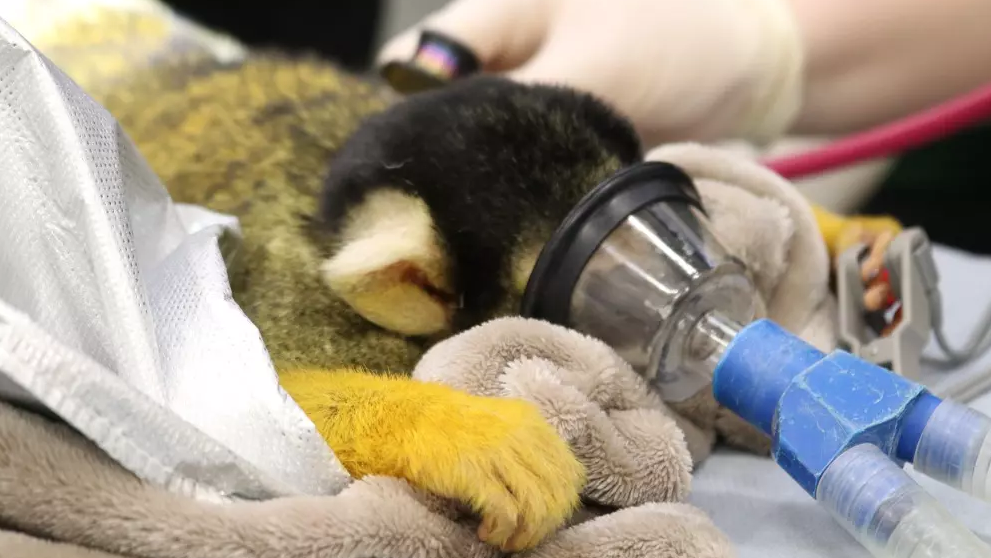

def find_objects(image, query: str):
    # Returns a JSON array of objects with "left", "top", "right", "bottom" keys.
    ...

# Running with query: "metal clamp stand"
[{"left": 837, "top": 227, "right": 939, "bottom": 381}]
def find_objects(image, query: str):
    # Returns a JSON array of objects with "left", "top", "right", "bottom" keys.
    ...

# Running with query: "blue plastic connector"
[{"left": 712, "top": 319, "right": 941, "bottom": 496}]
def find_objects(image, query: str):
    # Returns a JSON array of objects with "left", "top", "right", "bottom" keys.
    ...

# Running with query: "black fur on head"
[{"left": 313, "top": 75, "right": 643, "bottom": 333}]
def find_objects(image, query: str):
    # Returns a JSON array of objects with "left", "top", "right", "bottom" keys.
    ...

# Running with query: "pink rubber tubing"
[{"left": 763, "top": 82, "right": 991, "bottom": 180}]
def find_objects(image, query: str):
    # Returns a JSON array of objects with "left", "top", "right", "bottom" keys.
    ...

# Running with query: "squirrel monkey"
[
  {"left": 29, "top": 5, "right": 900, "bottom": 551},
  {"left": 42, "top": 25, "right": 639, "bottom": 547}
]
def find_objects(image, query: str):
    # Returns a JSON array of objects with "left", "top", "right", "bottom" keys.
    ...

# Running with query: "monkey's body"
[
  {"left": 21, "top": 3, "right": 904, "bottom": 551},
  {"left": 51, "top": 37, "right": 625, "bottom": 550},
  {"left": 89, "top": 46, "right": 641, "bottom": 372}
]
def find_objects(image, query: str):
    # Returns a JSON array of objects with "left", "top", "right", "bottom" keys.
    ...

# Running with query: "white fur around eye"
[{"left": 320, "top": 188, "right": 454, "bottom": 336}]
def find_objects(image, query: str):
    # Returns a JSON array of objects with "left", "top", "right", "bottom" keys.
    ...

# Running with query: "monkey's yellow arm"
[
  {"left": 810, "top": 203, "right": 903, "bottom": 262},
  {"left": 278, "top": 368, "right": 585, "bottom": 552}
]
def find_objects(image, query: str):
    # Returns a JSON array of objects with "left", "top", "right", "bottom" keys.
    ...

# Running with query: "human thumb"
[{"left": 376, "top": 0, "right": 552, "bottom": 74}]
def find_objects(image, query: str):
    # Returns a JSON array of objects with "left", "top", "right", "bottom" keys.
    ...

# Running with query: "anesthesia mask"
[
  {"left": 521, "top": 161, "right": 991, "bottom": 558},
  {"left": 520, "top": 161, "right": 763, "bottom": 403}
]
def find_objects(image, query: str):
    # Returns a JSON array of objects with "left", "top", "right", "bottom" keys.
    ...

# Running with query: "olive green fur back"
[
  {"left": 29, "top": 7, "right": 428, "bottom": 374},
  {"left": 109, "top": 56, "right": 427, "bottom": 374}
]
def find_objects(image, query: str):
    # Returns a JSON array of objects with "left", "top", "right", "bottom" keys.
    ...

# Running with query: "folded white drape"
[{"left": 0, "top": 18, "right": 350, "bottom": 502}]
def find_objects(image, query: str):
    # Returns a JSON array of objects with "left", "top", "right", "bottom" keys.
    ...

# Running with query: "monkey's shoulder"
[{"left": 100, "top": 52, "right": 392, "bottom": 219}]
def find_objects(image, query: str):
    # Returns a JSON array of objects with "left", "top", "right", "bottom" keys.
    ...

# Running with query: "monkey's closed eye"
[{"left": 318, "top": 188, "right": 457, "bottom": 337}]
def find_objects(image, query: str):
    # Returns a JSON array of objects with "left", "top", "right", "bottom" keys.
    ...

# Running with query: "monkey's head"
[{"left": 309, "top": 76, "right": 643, "bottom": 339}]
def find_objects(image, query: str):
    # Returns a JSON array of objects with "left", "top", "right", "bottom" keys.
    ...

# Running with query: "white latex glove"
[{"left": 377, "top": 0, "right": 807, "bottom": 148}]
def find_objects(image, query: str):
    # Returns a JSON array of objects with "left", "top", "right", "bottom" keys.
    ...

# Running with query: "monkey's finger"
[
  {"left": 504, "top": 507, "right": 567, "bottom": 553},
  {"left": 463, "top": 392, "right": 583, "bottom": 551},
  {"left": 864, "top": 283, "right": 892, "bottom": 312},
  {"left": 472, "top": 474, "right": 522, "bottom": 549},
  {"left": 501, "top": 465, "right": 581, "bottom": 552},
  {"left": 376, "top": 0, "right": 551, "bottom": 74},
  {"left": 859, "top": 233, "right": 895, "bottom": 283},
  {"left": 487, "top": 444, "right": 583, "bottom": 552},
  {"left": 494, "top": 447, "right": 570, "bottom": 552}
]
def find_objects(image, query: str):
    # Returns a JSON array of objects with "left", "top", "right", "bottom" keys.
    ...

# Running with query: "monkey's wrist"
[{"left": 327, "top": 376, "right": 487, "bottom": 477}]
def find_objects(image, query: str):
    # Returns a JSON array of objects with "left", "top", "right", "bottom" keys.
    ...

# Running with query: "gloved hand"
[{"left": 377, "top": 0, "right": 807, "bottom": 148}]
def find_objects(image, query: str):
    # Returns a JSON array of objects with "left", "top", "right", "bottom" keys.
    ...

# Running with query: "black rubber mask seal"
[{"left": 520, "top": 161, "right": 704, "bottom": 326}]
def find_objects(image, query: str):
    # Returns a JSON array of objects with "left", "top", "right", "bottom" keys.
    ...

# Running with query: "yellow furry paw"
[
  {"left": 278, "top": 369, "right": 586, "bottom": 552},
  {"left": 403, "top": 394, "right": 586, "bottom": 551},
  {"left": 833, "top": 215, "right": 903, "bottom": 259},
  {"left": 811, "top": 204, "right": 903, "bottom": 261}
]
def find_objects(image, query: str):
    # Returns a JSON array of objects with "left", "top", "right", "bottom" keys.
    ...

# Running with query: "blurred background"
[{"left": 161, "top": 0, "right": 448, "bottom": 71}]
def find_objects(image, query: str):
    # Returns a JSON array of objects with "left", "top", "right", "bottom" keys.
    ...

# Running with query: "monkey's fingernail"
[
  {"left": 477, "top": 516, "right": 494, "bottom": 541},
  {"left": 861, "top": 263, "right": 880, "bottom": 283},
  {"left": 864, "top": 284, "right": 890, "bottom": 311}
]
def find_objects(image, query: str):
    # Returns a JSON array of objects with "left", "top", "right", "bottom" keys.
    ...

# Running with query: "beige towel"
[{"left": 0, "top": 344, "right": 731, "bottom": 558}]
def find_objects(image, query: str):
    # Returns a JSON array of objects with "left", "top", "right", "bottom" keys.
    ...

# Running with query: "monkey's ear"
[{"left": 319, "top": 189, "right": 456, "bottom": 337}]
